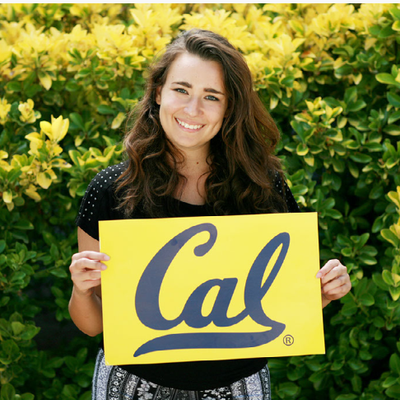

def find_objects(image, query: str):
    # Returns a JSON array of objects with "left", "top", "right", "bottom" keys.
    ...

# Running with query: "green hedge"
[{"left": 1, "top": 4, "right": 400, "bottom": 400}]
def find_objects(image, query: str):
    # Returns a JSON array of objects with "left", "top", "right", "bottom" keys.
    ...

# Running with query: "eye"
[
  {"left": 205, "top": 95, "right": 219, "bottom": 101},
  {"left": 174, "top": 88, "right": 187, "bottom": 94}
]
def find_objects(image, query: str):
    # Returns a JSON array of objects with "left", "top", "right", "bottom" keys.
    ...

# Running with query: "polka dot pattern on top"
[{"left": 76, "top": 163, "right": 300, "bottom": 241}]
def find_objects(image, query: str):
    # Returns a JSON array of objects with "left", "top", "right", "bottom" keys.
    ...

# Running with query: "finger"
[
  {"left": 71, "top": 268, "right": 103, "bottom": 281},
  {"left": 321, "top": 274, "right": 349, "bottom": 294},
  {"left": 323, "top": 282, "right": 351, "bottom": 300},
  {"left": 316, "top": 259, "right": 341, "bottom": 278},
  {"left": 70, "top": 269, "right": 102, "bottom": 293},
  {"left": 320, "top": 266, "right": 348, "bottom": 286},
  {"left": 72, "top": 251, "right": 110, "bottom": 262},
  {"left": 70, "top": 258, "right": 108, "bottom": 273},
  {"left": 73, "top": 277, "right": 101, "bottom": 294}
]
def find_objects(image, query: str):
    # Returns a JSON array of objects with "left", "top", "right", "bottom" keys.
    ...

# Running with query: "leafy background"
[{"left": 1, "top": 3, "right": 400, "bottom": 400}]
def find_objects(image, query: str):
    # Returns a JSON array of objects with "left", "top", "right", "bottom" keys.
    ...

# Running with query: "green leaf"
[
  {"left": 359, "top": 254, "right": 377, "bottom": 265},
  {"left": 390, "top": 353, "right": 400, "bottom": 375},
  {"left": 377, "top": 73, "right": 399, "bottom": 86},
  {"left": 390, "top": 7, "right": 400, "bottom": 20},
  {"left": 350, "top": 153, "right": 372, "bottom": 163},
  {"left": 50, "top": 268, "right": 68, "bottom": 278},
  {"left": 0, "top": 296, "right": 10, "bottom": 307},
  {"left": 296, "top": 142, "right": 309, "bottom": 156},
  {"left": 388, "top": 92, "right": 400, "bottom": 107},
  {"left": 79, "top": 391, "right": 92, "bottom": 400},
  {"left": 336, "top": 395, "right": 358, "bottom": 400},
  {"left": 373, "top": 316, "right": 385, "bottom": 328},
  {"left": 344, "top": 87, "right": 357, "bottom": 105},
  {"left": 383, "top": 270, "right": 395, "bottom": 286},
  {"left": 11, "top": 321, "right": 25, "bottom": 336},
  {"left": 69, "top": 113, "right": 85, "bottom": 130},
  {"left": 65, "top": 81, "right": 80, "bottom": 92},
  {"left": 6, "top": 81, "right": 21, "bottom": 92},
  {"left": 14, "top": 219, "right": 34, "bottom": 230},
  {"left": 77, "top": 347, "right": 88, "bottom": 364},
  {"left": 7, "top": 169, "right": 22, "bottom": 183},
  {"left": 390, "top": 286, "right": 400, "bottom": 301},
  {"left": 0, "top": 383, "right": 16, "bottom": 400},
  {"left": 347, "top": 100, "right": 366, "bottom": 113},
  {"left": 76, "top": 67, "right": 92, "bottom": 78},
  {"left": 20, "top": 324, "right": 41, "bottom": 340},
  {"left": 379, "top": 25, "right": 396, "bottom": 38},
  {"left": 389, "top": 110, "right": 400, "bottom": 125},
  {"left": 382, "top": 229, "right": 400, "bottom": 247},
  {"left": 384, "top": 376, "right": 399, "bottom": 389},
  {"left": 341, "top": 301, "right": 358, "bottom": 316},
  {"left": 0, "top": 240, "right": 5, "bottom": 254},
  {"left": 369, "top": 185, "right": 384, "bottom": 199},
  {"left": 384, "top": 125, "right": 400, "bottom": 136},
  {"left": 359, "top": 293, "right": 375, "bottom": 306},
  {"left": 20, "top": 394, "right": 35, "bottom": 400},
  {"left": 277, "top": 382, "right": 300, "bottom": 397},
  {"left": 386, "top": 384, "right": 400, "bottom": 398},
  {"left": 97, "top": 105, "right": 116, "bottom": 115},
  {"left": 291, "top": 184, "right": 308, "bottom": 196}
]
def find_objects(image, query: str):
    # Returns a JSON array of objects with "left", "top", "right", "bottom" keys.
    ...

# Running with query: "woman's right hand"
[{"left": 69, "top": 251, "right": 110, "bottom": 297}]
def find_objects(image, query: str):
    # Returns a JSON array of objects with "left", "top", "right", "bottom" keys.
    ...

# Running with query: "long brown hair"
[{"left": 116, "top": 29, "right": 286, "bottom": 217}]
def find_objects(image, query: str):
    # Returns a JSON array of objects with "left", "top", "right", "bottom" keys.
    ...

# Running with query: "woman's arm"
[{"left": 68, "top": 227, "right": 109, "bottom": 336}]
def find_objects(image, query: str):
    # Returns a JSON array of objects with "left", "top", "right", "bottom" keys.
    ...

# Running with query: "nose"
[{"left": 184, "top": 97, "right": 202, "bottom": 117}]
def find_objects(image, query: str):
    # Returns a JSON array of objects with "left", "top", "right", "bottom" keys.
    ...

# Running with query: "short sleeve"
[
  {"left": 273, "top": 171, "right": 301, "bottom": 213},
  {"left": 75, "top": 163, "right": 126, "bottom": 240}
]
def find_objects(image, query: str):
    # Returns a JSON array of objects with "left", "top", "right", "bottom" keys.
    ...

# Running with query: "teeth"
[{"left": 177, "top": 119, "right": 203, "bottom": 130}]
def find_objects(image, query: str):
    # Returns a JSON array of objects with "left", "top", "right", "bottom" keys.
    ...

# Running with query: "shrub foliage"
[{"left": 1, "top": 4, "right": 400, "bottom": 400}]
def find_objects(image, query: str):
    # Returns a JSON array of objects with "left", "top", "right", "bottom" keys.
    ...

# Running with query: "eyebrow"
[{"left": 172, "top": 81, "right": 225, "bottom": 96}]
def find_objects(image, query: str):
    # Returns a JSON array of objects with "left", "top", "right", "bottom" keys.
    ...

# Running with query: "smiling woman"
[
  {"left": 155, "top": 53, "right": 227, "bottom": 158},
  {"left": 68, "top": 28, "right": 351, "bottom": 400}
]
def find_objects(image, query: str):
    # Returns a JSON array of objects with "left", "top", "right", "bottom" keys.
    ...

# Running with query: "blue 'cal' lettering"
[{"left": 134, "top": 223, "right": 288, "bottom": 357}]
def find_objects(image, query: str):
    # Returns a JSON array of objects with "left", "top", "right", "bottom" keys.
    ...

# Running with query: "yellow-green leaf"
[
  {"left": 2, "top": 189, "right": 12, "bottom": 203},
  {"left": 39, "top": 72, "right": 52, "bottom": 90},
  {"left": 393, "top": 20, "right": 400, "bottom": 32},
  {"left": 296, "top": 143, "right": 309, "bottom": 156},
  {"left": 37, "top": 172, "right": 52, "bottom": 189},
  {"left": 25, "top": 185, "right": 41, "bottom": 201},
  {"left": 51, "top": 115, "right": 69, "bottom": 142},
  {"left": 388, "top": 188, "right": 400, "bottom": 209},
  {"left": 111, "top": 112, "right": 126, "bottom": 130},
  {"left": 304, "top": 153, "right": 315, "bottom": 167},
  {"left": 40, "top": 121, "right": 53, "bottom": 140}
]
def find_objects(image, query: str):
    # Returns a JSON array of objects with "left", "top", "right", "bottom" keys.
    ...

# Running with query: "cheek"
[{"left": 210, "top": 107, "right": 227, "bottom": 127}]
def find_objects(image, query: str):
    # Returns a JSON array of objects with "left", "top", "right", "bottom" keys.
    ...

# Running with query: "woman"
[{"left": 69, "top": 29, "right": 351, "bottom": 399}]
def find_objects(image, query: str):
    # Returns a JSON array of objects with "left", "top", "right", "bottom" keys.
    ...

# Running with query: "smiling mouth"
[{"left": 176, "top": 118, "right": 204, "bottom": 130}]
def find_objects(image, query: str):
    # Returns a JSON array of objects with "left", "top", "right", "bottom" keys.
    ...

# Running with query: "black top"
[{"left": 76, "top": 162, "right": 300, "bottom": 390}]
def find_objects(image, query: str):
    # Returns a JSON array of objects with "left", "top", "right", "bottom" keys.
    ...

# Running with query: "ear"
[{"left": 155, "top": 86, "right": 162, "bottom": 105}]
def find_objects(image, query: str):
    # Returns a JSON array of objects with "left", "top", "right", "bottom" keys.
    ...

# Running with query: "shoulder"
[
  {"left": 271, "top": 169, "right": 301, "bottom": 213},
  {"left": 76, "top": 162, "right": 128, "bottom": 240},
  {"left": 87, "top": 161, "right": 127, "bottom": 193}
]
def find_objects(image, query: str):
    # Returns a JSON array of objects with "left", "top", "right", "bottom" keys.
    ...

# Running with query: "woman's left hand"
[{"left": 316, "top": 259, "right": 351, "bottom": 308}]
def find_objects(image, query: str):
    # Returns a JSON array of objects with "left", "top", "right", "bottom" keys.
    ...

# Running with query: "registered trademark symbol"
[{"left": 283, "top": 334, "right": 294, "bottom": 346}]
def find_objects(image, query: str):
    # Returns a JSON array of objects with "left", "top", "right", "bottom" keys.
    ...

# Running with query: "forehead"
[{"left": 165, "top": 52, "right": 225, "bottom": 89}]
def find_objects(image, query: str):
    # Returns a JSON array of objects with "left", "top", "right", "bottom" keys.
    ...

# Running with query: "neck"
[
  {"left": 176, "top": 146, "right": 211, "bottom": 178},
  {"left": 173, "top": 148, "right": 211, "bottom": 205}
]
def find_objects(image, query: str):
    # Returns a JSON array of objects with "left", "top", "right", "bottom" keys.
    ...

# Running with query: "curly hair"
[{"left": 116, "top": 29, "right": 287, "bottom": 217}]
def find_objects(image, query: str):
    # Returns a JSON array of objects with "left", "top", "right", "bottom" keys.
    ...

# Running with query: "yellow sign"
[{"left": 99, "top": 212, "right": 325, "bottom": 366}]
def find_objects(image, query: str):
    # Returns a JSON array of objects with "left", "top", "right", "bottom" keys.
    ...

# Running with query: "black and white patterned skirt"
[{"left": 92, "top": 349, "right": 271, "bottom": 400}]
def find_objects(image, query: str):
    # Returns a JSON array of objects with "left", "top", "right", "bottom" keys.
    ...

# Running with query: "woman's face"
[{"left": 156, "top": 52, "right": 228, "bottom": 158}]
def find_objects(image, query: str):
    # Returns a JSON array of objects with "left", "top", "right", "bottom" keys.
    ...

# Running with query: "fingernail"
[
  {"left": 104, "top": 254, "right": 110, "bottom": 261},
  {"left": 316, "top": 272, "right": 322, "bottom": 278},
  {"left": 101, "top": 264, "right": 107, "bottom": 270}
]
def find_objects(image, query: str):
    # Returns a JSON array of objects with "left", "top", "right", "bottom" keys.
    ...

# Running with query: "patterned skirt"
[{"left": 92, "top": 349, "right": 271, "bottom": 400}]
